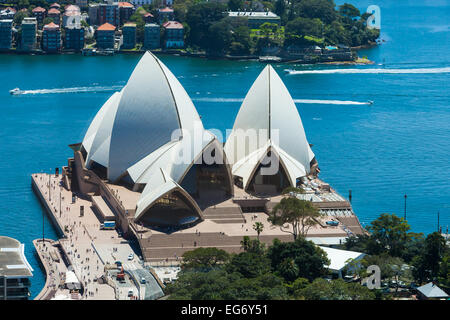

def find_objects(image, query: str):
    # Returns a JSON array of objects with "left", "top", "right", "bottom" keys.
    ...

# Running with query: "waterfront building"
[
  {"left": 0, "top": 19, "right": 13, "bottom": 50},
  {"left": 48, "top": 8, "right": 61, "bottom": 25},
  {"left": 63, "top": 5, "right": 81, "bottom": 27},
  {"left": 162, "top": 21, "right": 184, "bottom": 49},
  {"left": 88, "top": 4, "right": 99, "bottom": 26},
  {"left": 118, "top": 2, "right": 134, "bottom": 25},
  {"left": 144, "top": 23, "right": 160, "bottom": 49},
  {"left": 224, "top": 65, "right": 318, "bottom": 193},
  {"left": 73, "top": 51, "right": 233, "bottom": 227},
  {"left": 0, "top": 236, "right": 33, "bottom": 300},
  {"left": 96, "top": 22, "right": 116, "bottom": 49},
  {"left": 157, "top": 7, "right": 174, "bottom": 24},
  {"left": 64, "top": 17, "right": 85, "bottom": 51},
  {"left": 20, "top": 17, "right": 37, "bottom": 52},
  {"left": 98, "top": 2, "right": 120, "bottom": 27},
  {"left": 0, "top": 7, "right": 16, "bottom": 20},
  {"left": 228, "top": 11, "right": 280, "bottom": 28},
  {"left": 42, "top": 22, "right": 61, "bottom": 53},
  {"left": 121, "top": 22, "right": 136, "bottom": 49},
  {"left": 32, "top": 7, "right": 46, "bottom": 26}
]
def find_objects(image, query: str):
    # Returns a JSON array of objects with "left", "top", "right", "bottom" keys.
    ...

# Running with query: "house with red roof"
[
  {"left": 143, "top": 12, "right": 154, "bottom": 23},
  {"left": 162, "top": 21, "right": 184, "bottom": 49},
  {"left": 42, "top": 22, "right": 61, "bottom": 52},
  {"left": 32, "top": 7, "right": 46, "bottom": 26},
  {"left": 118, "top": 2, "right": 135, "bottom": 24},
  {"left": 96, "top": 23, "right": 116, "bottom": 50},
  {"left": 0, "top": 7, "right": 16, "bottom": 19},
  {"left": 157, "top": 7, "right": 174, "bottom": 24},
  {"left": 48, "top": 8, "right": 61, "bottom": 24}
]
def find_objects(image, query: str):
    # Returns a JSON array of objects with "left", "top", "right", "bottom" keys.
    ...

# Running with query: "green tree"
[
  {"left": 226, "top": 251, "right": 271, "bottom": 278},
  {"left": 43, "top": 17, "right": 53, "bottom": 26},
  {"left": 285, "top": 17, "right": 324, "bottom": 46},
  {"left": 295, "top": 0, "right": 337, "bottom": 24},
  {"left": 185, "top": 2, "right": 226, "bottom": 48},
  {"left": 130, "top": 12, "right": 145, "bottom": 43},
  {"left": 253, "top": 222, "right": 264, "bottom": 241},
  {"left": 206, "top": 19, "right": 233, "bottom": 56},
  {"left": 240, "top": 236, "right": 265, "bottom": 254},
  {"left": 299, "top": 278, "right": 376, "bottom": 300},
  {"left": 14, "top": 10, "right": 29, "bottom": 25},
  {"left": 338, "top": 3, "right": 360, "bottom": 20},
  {"left": 281, "top": 186, "right": 305, "bottom": 195},
  {"left": 366, "top": 213, "right": 413, "bottom": 257},
  {"left": 267, "top": 238, "right": 329, "bottom": 281},
  {"left": 181, "top": 247, "right": 230, "bottom": 271},
  {"left": 268, "top": 197, "right": 321, "bottom": 240},
  {"left": 228, "top": 0, "right": 243, "bottom": 11},
  {"left": 412, "top": 232, "right": 447, "bottom": 283},
  {"left": 230, "top": 25, "right": 251, "bottom": 55}
]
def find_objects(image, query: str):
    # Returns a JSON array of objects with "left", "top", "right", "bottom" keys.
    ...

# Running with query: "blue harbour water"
[{"left": 0, "top": 2, "right": 449, "bottom": 298}]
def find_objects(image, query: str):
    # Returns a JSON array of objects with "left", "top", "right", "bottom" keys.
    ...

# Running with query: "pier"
[{"left": 31, "top": 173, "right": 164, "bottom": 300}]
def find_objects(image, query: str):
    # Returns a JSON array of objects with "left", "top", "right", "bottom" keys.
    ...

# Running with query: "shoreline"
[{"left": 0, "top": 46, "right": 376, "bottom": 65}]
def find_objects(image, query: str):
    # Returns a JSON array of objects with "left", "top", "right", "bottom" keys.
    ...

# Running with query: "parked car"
[{"left": 128, "top": 253, "right": 134, "bottom": 261}]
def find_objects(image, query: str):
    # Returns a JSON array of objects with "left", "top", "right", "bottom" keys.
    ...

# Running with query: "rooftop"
[
  {"left": 22, "top": 17, "right": 37, "bottom": 24},
  {"left": 118, "top": 2, "right": 134, "bottom": 8},
  {"left": 159, "top": 7, "right": 174, "bottom": 13},
  {"left": 417, "top": 282, "right": 449, "bottom": 299},
  {"left": 65, "top": 4, "right": 81, "bottom": 13},
  {"left": 48, "top": 8, "right": 61, "bottom": 14},
  {"left": 97, "top": 23, "right": 116, "bottom": 31},
  {"left": 44, "top": 22, "right": 60, "bottom": 30},
  {"left": 32, "top": 6, "right": 46, "bottom": 13},
  {"left": 2, "top": 7, "right": 16, "bottom": 13},
  {"left": 50, "top": 2, "right": 61, "bottom": 8},
  {"left": 162, "top": 20, "right": 183, "bottom": 29},
  {"left": 319, "top": 246, "right": 365, "bottom": 272},
  {"left": 0, "top": 236, "right": 33, "bottom": 278}
]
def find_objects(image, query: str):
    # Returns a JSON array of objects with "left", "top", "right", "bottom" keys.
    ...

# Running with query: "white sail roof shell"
[
  {"left": 85, "top": 91, "right": 122, "bottom": 168},
  {"left": 224, "top": 65, "right": 314, "bottom": 186},
  {"left": 81, "top": 51, "right": 219, "bottom": 220},
  {"left": 81, "top": 51, "right": 206, "bottom": 182}
]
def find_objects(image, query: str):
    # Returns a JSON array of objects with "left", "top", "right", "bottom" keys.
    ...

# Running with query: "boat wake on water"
[
  {"left": 11, "top": 87, "right": 373, "bottom": 105},
  {"left": 285, "top": 66, "right": 450, "bottom": 75},
  {"left": 9, "top": 85, "right": 123, "bottom": 95},
  {"left": 193, "top": 97, "right": 372, "bottom": 105}
]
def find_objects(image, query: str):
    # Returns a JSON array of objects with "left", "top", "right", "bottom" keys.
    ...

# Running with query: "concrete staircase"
[{"left": 202, "top": 206, "right": 245, "bottom": 224}]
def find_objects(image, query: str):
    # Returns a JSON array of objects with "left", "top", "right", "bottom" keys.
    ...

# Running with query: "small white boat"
[
  {"left": 10, "top": 88, "right": 21, "bottom": 95},
  {"left": 367, "top": 100, "right": 374, "bottom": 105}
]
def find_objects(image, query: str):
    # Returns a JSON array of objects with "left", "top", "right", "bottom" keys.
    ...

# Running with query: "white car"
[{"left": 127, "top": 253, "right": 134, "bottom": 261}]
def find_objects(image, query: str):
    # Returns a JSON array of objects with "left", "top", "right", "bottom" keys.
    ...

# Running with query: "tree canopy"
[{"left": 268, "top": 197, "right": 321, "bottom": 240}]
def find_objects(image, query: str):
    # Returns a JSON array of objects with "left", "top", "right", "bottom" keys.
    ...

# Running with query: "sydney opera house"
[{"left": 60, "top": 52, "right": 362, "bottom": 261}]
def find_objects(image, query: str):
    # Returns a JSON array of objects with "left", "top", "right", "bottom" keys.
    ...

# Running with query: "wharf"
[{"left": 32, "top": 173, "right": 122, "bottom": 300}]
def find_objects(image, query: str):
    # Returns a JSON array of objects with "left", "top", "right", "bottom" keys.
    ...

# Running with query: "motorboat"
[
  {"left": 367, "top": 100, "right": 374, "bottom": 105},
  {"left": 10, "top": 88, "right": 21, "bottom": 95}
]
